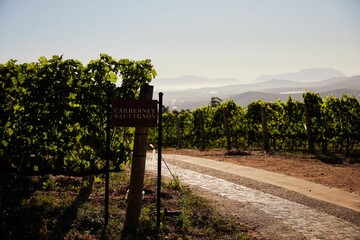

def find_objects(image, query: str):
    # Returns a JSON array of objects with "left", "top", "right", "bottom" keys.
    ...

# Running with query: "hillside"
[
  {"left": 254, "top": 68, "right": 347, "bottom": 82},
  {"left": 155, "top": 75, "right": 360, "bottom": 109}
]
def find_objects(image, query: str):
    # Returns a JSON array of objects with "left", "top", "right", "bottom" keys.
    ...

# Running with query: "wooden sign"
[{"left": 112, "top": 100, "right": 158, "bottom": 127}]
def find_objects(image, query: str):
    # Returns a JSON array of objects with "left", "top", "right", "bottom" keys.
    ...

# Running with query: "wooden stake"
[{"left": 124, "top": 84, "right": 154, "bottom": 233}]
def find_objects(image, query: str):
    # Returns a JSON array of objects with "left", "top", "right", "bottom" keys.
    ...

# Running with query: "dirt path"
[
  {"left": 147, "top": 150, "right": 360, "bottom": 240},
  {"left": 161, "top": 154, "right": 360, "bottom": 212},
  {"left": 164, "top": 149, "right": 360, "bottom": 194}
]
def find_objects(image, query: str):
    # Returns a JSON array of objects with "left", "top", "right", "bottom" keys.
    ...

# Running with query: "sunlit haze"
[{"left": 1, "top": 0, "right": 359, "bottom": 82}]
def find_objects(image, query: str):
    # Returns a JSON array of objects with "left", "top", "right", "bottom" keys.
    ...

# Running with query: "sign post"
[
  {"left": 114, "top": 84, "right": 157, "bottom": 234},
  {"left": 156, "top": 92, "right": 163, "bottom": 233},
  {"left": 108, "top": 84, "right": 161, "bottom": 234}
]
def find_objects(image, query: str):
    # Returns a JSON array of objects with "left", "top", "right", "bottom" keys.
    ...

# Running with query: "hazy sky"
[{"left": 1, "top": 0, "right": 359, "bottom": 81}]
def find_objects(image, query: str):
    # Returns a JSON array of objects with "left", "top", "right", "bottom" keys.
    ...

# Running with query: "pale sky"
[{"left": 1, "top": 0, "right": 359, "bottom": 81}]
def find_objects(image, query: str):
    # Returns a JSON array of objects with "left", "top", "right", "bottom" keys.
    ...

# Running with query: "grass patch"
[{"left": 0, "top": 171, "right": 252, "bottom": 239}]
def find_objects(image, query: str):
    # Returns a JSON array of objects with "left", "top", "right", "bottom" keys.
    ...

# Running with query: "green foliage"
[
  {"left": 42, "top": 176, "right": 59, "bottom": 191},
  {"left": 162, "top": 112, "right": 178, "bottom": 147},
  {"left": 0, "top": 54, "right": 157, "bottom": 176},
  {"left": 149, "top": 93, "right": 360, "bottom": 157},
  {"left": 167, "top": 175, "right": 182, "bottom": 191}
]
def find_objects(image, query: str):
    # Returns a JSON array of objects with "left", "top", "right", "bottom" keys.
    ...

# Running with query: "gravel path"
[{"left": 146, "top": 154, "right": 360, "bottom": 240}]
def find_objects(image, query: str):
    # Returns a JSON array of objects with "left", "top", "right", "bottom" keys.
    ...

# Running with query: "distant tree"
[
  {"left": 164, "top": 105, "right": 170, "bottom": 113},
  {"left": 210, "top": 97, "right": 222, "bottom": 107}
]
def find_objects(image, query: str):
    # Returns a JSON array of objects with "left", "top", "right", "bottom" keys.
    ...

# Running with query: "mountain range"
[
  {"left": 253, "top": 68, "right": 347, "bottom": 82},
  {"left": 152, "top": 68, "right": 360, "bottom": 110}
]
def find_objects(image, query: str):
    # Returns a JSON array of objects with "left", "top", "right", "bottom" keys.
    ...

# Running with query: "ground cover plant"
[{"left": 0, "top": 170, "right": 252, "bottom": 239}]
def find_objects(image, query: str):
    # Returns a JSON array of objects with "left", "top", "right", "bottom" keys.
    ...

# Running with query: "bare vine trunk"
[
  {"left": 260, "top": 107, "right": 270, "bottom": 153},
  {"left": 199, "top": 110, "right": 205, "bottom": 151},
  {"left": 223, "top": 108, "right": 231, "bottom": 151},
  {"left": 304, "top": 105, "right": 315, "bottom": 153},
  {"left": 175, "top": 112, "right": 182, "bottom": 149}
]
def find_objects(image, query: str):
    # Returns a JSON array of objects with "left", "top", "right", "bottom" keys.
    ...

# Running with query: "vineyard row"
[{"left": 148, "top": 93, "right": 360, "bottom": 158}]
